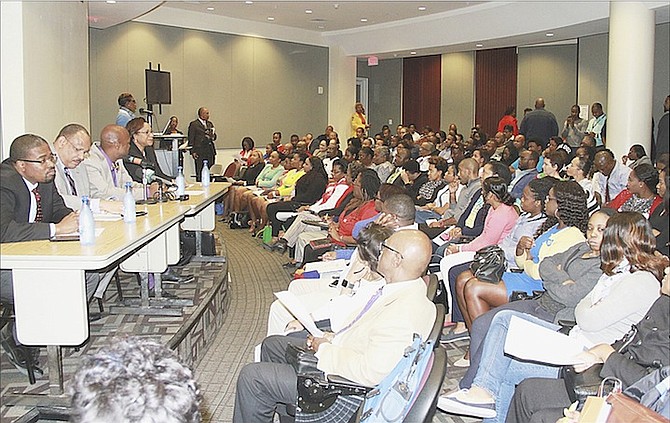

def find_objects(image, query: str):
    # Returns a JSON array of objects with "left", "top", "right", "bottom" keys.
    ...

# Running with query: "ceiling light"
[
  {"left": 546, "top": 32, "right": 554, "bottom": 37},
  {"left": 360, "top": 18, "right": 368, "bottom": 22},
  {"left": 245, "top": 1, "right": 253, "bottom": 4},
  {"left": 476, "top": 43, "right": 483, "bottom": 48},
  {"left": 418, "top": 6, "right": 427, "bottom": 11},
  {"left": 105, "top": 0, "right": 116, "bottom": 3},
  {"left": 410, "top": 51, "right": 417, "bottom": 55},
  {"left": 207, "top": 7, "right": 214, "bottom": 11},
  {"left": 267, "top": 16, "right": 275, "bottom": 21},
  {"left": 317, "top": 25, "right": 325, "bottom": 29},
  {"left": 305, "top": 9, "right": 313, "bottom": 14}
]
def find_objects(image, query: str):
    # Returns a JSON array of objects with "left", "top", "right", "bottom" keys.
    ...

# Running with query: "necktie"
[
  {"left": 336, "top": 287, "right": 384, "bottom": 335},
  {"left": 32, "top": 188, "right": 43, "bottom": 222},
  {"left": 111, "top": 162, "right": 118, "bottom": 187},
  {"left": 64, "top": 168, "right": 78, "bottom": 196},
  {"left": 605, "top": 174, "right": 611, "bottom": 203}
]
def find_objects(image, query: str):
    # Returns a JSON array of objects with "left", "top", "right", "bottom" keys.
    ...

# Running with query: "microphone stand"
[
  {"left": 155, "top": 180, "right": 169, "bottom": 203},
  {"left": 137, "top": 167, "right": 157, "bottom": 205}
]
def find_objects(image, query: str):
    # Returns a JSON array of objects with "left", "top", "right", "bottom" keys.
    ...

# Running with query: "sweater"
[{"left": 460, "top": 203, "right": 518, "bottom": 252}]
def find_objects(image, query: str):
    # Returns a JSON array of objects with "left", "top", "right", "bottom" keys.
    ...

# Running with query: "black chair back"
[{"left": 427, "top": 304, "right": 445, "bottom": 347}]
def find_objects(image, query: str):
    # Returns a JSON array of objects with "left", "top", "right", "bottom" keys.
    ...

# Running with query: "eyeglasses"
[
  {"left": 381, "top": 242, "right": 404, "bottom": 259},
  {"left": 546, "top": 195, "right": 558, "bottom": 202},
  {"left": 63, "top": 136, "right": 90, "bottom": 158},
  {"left": 136, "top": 130, "right": 152, "bottom": 135},
  {"left": 17, "top": 153, "right": 57, "bottom": 165}
]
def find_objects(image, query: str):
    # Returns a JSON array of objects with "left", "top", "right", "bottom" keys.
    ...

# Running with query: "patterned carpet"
[{"left": 0, "top": 222, "right": 480, "bottom": 422}]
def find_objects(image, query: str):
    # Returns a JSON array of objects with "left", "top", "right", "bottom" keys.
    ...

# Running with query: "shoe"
[
  {"left": 453, "top": 357, "right": 471, "bottom": 367},
  {"left": 149, "top": 289, "right": 178, "bottom": 299},
  {"left": 273, "top": 239, "right": 288, "bottom": 254},
  {"left": 437, "top": 389, "right": 496, "bottom": 418},
  {"left": 0, "top": 325, "right": 44, "bottom": 378},
  {"left": 282, "top": 261, "right": 299, "bottom": 269},
  {"left": 441, "top": 329, "right": 469, "bottom": 344},
  {"left": 161, "top": 269, "right": 195, "bottom": 285}
]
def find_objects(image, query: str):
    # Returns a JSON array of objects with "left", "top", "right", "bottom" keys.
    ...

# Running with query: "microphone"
[
  {"left": 144, "top": 168, "right": 175, "bottom": 187},
  {"left": 139, "top": 108, "right": 153, "bottom": 115},
  {"left": 124, "top": 156, "right": 155, "bottom": 169}
]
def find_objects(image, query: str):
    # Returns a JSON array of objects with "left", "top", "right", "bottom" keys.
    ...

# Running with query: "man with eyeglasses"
[
  {"left": 0, "top": 134, "right": 101, "bottom": 377},
  {"left": 52, "top": 123, "right": 123, "bottom": 214},
  {"left": 116, "top": 92, "right": 137, "bottom": 127}
]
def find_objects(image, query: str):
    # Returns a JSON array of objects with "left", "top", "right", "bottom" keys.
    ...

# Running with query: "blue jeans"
[{"left": 471, "top": 310, "right": 561, "bottom": 423}]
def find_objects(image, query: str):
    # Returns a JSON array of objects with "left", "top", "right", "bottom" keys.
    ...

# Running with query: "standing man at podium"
[{"left": 188, "top": 107, "right": 217, "bottom": 182}]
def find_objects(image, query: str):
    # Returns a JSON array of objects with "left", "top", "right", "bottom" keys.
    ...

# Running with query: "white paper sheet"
[
  {"left": 504, "top": 315, "right": 588, "bottom": 365},
  {"left": 304, "top": 259, "right": 348, "bottom": 274},
  {"left": 274, "top": 291, "right": 325, "bottom": 337}
]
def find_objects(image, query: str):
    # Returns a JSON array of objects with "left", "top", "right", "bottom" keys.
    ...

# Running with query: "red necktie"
[{"left": 32, "top": 188, "right": 43, "bottom": 222}]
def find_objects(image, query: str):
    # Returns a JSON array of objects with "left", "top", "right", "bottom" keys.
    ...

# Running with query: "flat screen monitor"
[{"left": 145, "top": 69, "right": 171, "bottom": 104}]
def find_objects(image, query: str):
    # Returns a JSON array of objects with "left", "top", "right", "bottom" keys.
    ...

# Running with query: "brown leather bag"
[{"left": 606, "top": 393, "right": 668, "bottom": 423}]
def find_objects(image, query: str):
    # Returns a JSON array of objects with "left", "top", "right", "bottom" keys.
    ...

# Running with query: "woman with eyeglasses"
[{"left": 124, "top": 117, "right": 172, "bottom": 183}]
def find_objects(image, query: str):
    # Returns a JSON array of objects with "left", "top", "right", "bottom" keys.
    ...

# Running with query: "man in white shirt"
[
  {"left": 586, "top": 102, "right": 607, "bottom": 147},
  {"left": 115, "top": 92, "right": 136, "bottom": 127},
  {"left": 593, "top": 149, "right": 632, "bottom": 204}
]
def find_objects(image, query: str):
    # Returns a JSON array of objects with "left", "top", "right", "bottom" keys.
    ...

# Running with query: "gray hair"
[{"left": 70, "top": 337, "right": 201, "bottom": 423}]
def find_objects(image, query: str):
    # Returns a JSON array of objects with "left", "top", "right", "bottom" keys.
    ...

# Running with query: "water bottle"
[
  {"left": 201, "top": 160, "right": 211, "bottom": 187},
  {"left": 79, "top": 196, "right": 96, "bottom": 245},
  {"left": 123, "top": 182, "right": 137, "bottom": 223},
  {"left": 176, "top": 166, "right": 186, "bottom": 197}
]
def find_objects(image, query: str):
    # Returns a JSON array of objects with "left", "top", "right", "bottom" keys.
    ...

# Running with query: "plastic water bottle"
[
  {"left": 123, "top": 182, "right": 136, "bottom": 223},
  {"left": 201, "top": 160, "right": 211, "bottom": 187},
  {"left": 176, "top": 166, "right": 186, "bottom": 197},
  {"left": 79, "top": 196, "right": 96, "bottom": 245}
]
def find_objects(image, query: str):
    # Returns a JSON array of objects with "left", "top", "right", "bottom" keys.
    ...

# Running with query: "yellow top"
[{"left": 277, "top": 169, "right": 305, "bottom": 197}]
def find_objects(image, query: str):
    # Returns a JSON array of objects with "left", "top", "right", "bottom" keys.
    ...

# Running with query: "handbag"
[
  {"left": 562, "top": 325, "right": 639, "bottom": 404},
  {"left": 576, "top": 377, "right": 622, "bottom": 422},
  {"left": 562, "top": 364, "right": 605, "bottom": 404},
  {"left": 229, "top": 211, "right": 250, "bottom": 229},
  {"left": 285, "top": 343, "right": 321, "bottom": 375},
  {"left": 469, "top": 245, "right": 506, "bottom": 283}
]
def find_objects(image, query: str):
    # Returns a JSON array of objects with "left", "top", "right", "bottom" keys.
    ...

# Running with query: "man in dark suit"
[
  {"left": 0, "top": 134, "right": 80, "bottom": 376},
  {"left": 188, "top": 107, "right": 217, "bottom": 181}
]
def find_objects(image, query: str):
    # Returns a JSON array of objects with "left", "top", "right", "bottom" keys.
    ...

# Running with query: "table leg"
[{"left": 47, "top": 345, "right": 63, "bottom": 395}]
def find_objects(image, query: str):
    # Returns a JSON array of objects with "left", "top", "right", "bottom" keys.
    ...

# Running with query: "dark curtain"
[
  {"left": 475, "top": 48, "right": 518, "bottom": 138},
  {"left": 402, "top": 55, "right": 441, "bottom": 131}
]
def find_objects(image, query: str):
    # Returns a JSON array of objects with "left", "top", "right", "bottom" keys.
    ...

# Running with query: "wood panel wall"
[
  {"left": 402, "top": 55, "right": 442, "bottom": 131},
  {"left": 475, "top": 47, "right": 518, "bottom": 138}
]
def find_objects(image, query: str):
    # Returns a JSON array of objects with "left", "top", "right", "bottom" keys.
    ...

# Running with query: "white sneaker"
[{"left": 437, "top": 389, "right": 497, "bottom": 419}]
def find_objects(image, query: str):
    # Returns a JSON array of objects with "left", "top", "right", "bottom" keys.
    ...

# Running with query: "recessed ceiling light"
[
  {"left": 305, "top": 9, "right": 313, "bottom": 14},
  {"left": 206, "top": 7, "right": 214, "bottom": 11},
  {"left": 267, "top": 16, "right": 275, "bottom": 21},
  {"left": 418, "top": 6, "right": 427, "bottom": 11},
  {"left": 245, "top": 1, "right": 253, "bottom": 4},
  {"left": 546, "top": 32, "right": 554, "bottom": 37},
  {"left": 360, "top": 18, "right": 368, "bottom": 23},
  {"left": 410, "top": 51, "right": 417, "bottom": 55},
  {"left": 317, "top": 25, "right": 325, "bottom": 29},
  {"left": 105, "top": 0, "right": 116, "bottom": 3},
  {"left": 476, "top": 43, "right": 483, "bottom": 48}
]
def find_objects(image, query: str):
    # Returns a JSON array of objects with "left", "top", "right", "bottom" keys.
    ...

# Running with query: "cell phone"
[
  {"left": 50, "top": 234, "right": 79, "bottom": 242},
  {"left": 121, "top": 210, "right": 148, "bottom": 218}
]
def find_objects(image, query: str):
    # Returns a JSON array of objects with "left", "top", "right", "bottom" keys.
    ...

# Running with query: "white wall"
[{"left": 1, "top": 2, "right": 89, "bottom": 159}]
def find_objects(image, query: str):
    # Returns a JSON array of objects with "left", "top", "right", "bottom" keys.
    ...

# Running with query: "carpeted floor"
[{"left": 199, "top": 222, "right": 480, "bottom": 423}]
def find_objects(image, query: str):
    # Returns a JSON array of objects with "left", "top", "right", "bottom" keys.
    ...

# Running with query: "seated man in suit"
[
  {"left": 0, "top": 134, "right": 101, "bottom": 376},
  {"left": 233, "top": 229, "right": 436, "bottom": 423}
]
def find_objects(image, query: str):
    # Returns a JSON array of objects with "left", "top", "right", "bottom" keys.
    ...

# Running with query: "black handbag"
[
  {"left": 229, "top": 211, "right": 250, "bottom": 229},
  {"left": 469, "top": 245, "right": 506, "bottom": 283},
  {"left": 561, "top": 325, "right": 639, "bottom": 404},
  {"left": 285, "top": 343, "right": 321, "bottom": 375}
]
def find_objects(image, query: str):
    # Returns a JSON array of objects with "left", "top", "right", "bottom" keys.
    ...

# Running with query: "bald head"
[
  {"left": 535, "top": 98, "right": 545, "bottom": 109},
  {"left": 377, "top": 230, "right": 431, "bottom": 283},
  {"left": 99, "top": 124, "right": 131, "bottom": 161},
  {"left": 458, "top": 158, "right": 479, "bottom": 184}
]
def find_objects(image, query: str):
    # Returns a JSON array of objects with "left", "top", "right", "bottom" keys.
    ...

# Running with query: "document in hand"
[
  {"left": 274, "top": 291, "right": 325, "bottom": 337},
  {"left": 432, "top": 225, "right": 455, "bottom": 246},
  {"left": 504, "top": 315, "right": 588, "bottom": 365}
]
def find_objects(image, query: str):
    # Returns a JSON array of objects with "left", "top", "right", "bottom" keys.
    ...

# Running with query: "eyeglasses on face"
[
  {"left": 16, "top": 153, "right": 57, "bottom": 165},
  {"left": 63, "top": 136, "right": 90, "bottom": 158},
  {"left": 381, "top": 242, "right": 404, "bottom": 259}
]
